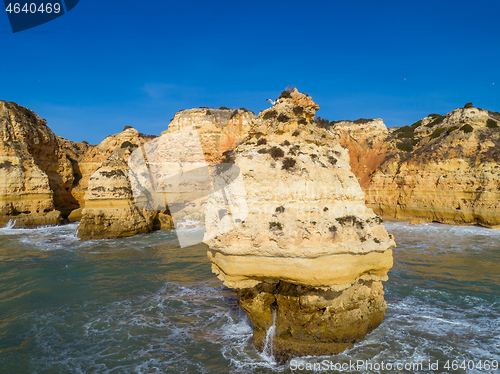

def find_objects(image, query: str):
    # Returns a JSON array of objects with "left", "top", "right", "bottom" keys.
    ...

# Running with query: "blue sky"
[{"left": 1, "top": 0, "right": 499, "bottom": 144}]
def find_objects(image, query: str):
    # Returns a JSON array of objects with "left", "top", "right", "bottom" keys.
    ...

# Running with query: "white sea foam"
[
  {"left": 2, "top": 219, "right": 499, "bottom": 373},
  {"left": 385, "top": 221, "right": 500, "bottom": 237}
]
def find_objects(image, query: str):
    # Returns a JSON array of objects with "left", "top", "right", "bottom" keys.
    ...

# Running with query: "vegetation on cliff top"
[{"left": 425, "top": 114, "right": 445, "bottom": 128}]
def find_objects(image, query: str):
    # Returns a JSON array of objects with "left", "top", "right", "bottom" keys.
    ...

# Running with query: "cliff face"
[
  {"left": 359, "top": 107, "right": 500, "bottom": 228},
  {"left": 165, "top": 108, "right": 255, "bottom": 163},
  {"left": 205, "top": 90, "right": 395, "bottom": 361},
  {"left": 0, "top": 101, "right": 77, "bottom": 226},
  {"left": 77, "top": 109, "right": 253, "bottom": 240},
  {"left": 76, "top": 153, "right": 155, "bottom": 240},
  {"left": 333, "top": 119, "right": 392, "bottom": 189},
  {"left": 65, "top": 127, "right": 156, "bottom": 208}
]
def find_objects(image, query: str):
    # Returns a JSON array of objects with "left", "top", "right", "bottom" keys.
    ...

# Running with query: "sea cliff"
[{"left": 335, "top": 107, "right": 500, "bottom": 228}]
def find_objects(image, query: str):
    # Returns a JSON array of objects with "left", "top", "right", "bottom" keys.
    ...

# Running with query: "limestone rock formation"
[
  {"left": 354, "top": 107, "right": 500, "bottom": 228},
  {"left": 0, "top": 101, "right": 77, "bottom": 226},
  {"left": 71, "top": 127, "right": 171, "bottom": 239},
  {"left": 77, "top": 108, "right": 252, "bottom": 239},
  {"left": 333, "top": 119, "right": 392, "bottom": 189},
  {"left": 65, "top": 127, "right": 156, "bottom": 208},
  {"left": 165, "top": 108, "right": 255, "bottom": 163},
  {"left": 204, "top": 89, "right": 395, "bottom": 362},
  {"left": 77, "top": 153, "right": 154, "bottom": 240}
]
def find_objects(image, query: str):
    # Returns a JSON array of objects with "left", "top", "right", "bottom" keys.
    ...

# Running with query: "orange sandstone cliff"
[{"left": 335, "top": 107, "right": 500, "bottom": 228}]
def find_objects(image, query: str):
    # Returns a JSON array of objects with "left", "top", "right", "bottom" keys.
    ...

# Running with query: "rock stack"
[
  {"left": 204, "top": 89, "right": 395, "bottom": 362},
  {"left": 77, "top": 152, "right": 154, "bottom": 240}
]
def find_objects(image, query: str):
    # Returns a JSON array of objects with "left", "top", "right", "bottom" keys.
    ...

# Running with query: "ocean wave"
[{"left": 385, "top": 221, "right": 500, "bottom": 238}]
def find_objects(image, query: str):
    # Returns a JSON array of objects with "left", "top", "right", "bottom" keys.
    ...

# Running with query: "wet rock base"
[{"left": 236, "top": 279, "right": 387, "bottom": 364}]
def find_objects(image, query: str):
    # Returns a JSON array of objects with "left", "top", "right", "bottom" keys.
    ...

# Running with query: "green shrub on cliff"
[
  {"left": 394, "top": 125, "right": 415, "bottom": 139},
  {"left": 464, "top": 102, "right": 474, "bottom": 109},
  {"left": 397, "top": 142, "right": 413, "bottom": 152},
  {"left": 0, "top": 161, "right": 13, "bottom": 169},
  {"left": 430, "top": 128, "right": 446, "bottom": 139},
  {"left": 279, "top": 90, "right": 292, "bottom": 99},
  {"left": 487, "top": 119, "right": 499, "bottom": 128},
  {"left": 282, "top": 157, "right": 296, "bottom": 170},
  {"left": 460, "top": 124, "right": 474, "bottom": 133},
  {"left": 411, "top": 119, "right": 423, "bottom": 128},
  {"left": 315, "top": 116, "right": 330, "bottom": 129},
  {"left": 488, "top": 110, "right": 500, "bottom": 120},
  {"left": 353, "top": 118, "right": 374, "bottom": 124},
  {"left": 336, "top": 215, "right": 364, "bottom": 229},
  {"left": 100, "top": 169, "right": 125, "bottom": 178},
  {"left": 269, "top": 221, "right": 283, "bottom": 230},
  {"left": 121, "top": 141, "right": 137, "bottom": 149},
  {"left": 293, "top": 106, "right": 304, "bottom": 115},
  {"left": 269, "top": 146, "right": 285, "bottom": 159},
  {"left": 277, "top": 113, "right": 289, "bottom": 123},
  {"left": 425, "top": 114, "right": 445, "bottom": 128},
  {"left": 263, "top": 110, "right": 277, "bottom": 120}
]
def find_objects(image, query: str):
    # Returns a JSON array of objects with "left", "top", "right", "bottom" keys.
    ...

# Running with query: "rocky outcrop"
[
  {"left": 0, "top": 101, "right": 251, "bottom": 234},
  {"left": 0, "top": 101, "right": 78, "bottom": 226},
  {"left": 77, "top": 109, "right": 251, "bottom": 240},
  {"left": 77, "top": 153, "right": 155, "bottom": 240},
  {"left": 205, "top": 89, "right": 395, "bottom": 362},
  {"left": 354, "top": 107, "right": 500, "bottom": 228},
  {"left": 333, "top": 119, "right": 392, "bottom": 189},
  {"left": 64, "top": 127, "right": 156, "bottom": 208},
  {"left": 165, "top": 108, "right": 255, "bottom": 163}
]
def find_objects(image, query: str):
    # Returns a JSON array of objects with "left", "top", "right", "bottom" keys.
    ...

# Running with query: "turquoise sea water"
[{"left": 0, "top": 222, "right": 499, "bottom": 373}]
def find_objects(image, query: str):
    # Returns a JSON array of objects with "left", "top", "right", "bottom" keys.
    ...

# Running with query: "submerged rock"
[{"left": 205, "top": 89, "right": 395, "bottom": 362}]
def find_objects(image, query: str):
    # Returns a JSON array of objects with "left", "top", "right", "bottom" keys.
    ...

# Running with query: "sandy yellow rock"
[
  {"left": 164, "top": 108, "right": 255, "bottom": 163},
  {"left": 0, "top": 100, "right": 76, "bottom": 226},
  {"left": 77, "top": 153, "right": 154, "bottom": 240},
  {"left": 204, "top": 89, "right": 395, "bottom": 361},
  {"left": 363, "top": 107, "right": 500, "bottom": 228}
]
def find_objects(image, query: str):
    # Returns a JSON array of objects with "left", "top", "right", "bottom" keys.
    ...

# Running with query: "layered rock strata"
[
  {"left": 64, "top": 127, "right": 156, "bottom": 208},
  {"left": 0, "top": 101, "right": 77, "bottom": 226},
  {"left": 333, "top": 119, "right": 392, "bottom": 189},
  {"left": 165, "top": 108, "right": 255, "bottom": 163},
  {"left": 77, "top": 109, "right": 251, "bottom": 239},
  {"left": 77, "top": 153, "right": 155, "bottom": 240},
  {"left": 205, "top": 89, "right": 395, "bottom": 361},
  {"left": 339, "top": 107, "right": 500, "bottom": 228}
]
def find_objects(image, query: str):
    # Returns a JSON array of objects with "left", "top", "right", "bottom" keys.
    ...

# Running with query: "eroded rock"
[
  {"left": 77, "top": 153, "right": 154, "bottom": 240},
  {"left": 205, "top": 89, "right": 395, "bottom": 361},
  {"left": 339, "top": 107, "right": 500, "bottom": 228},
  {"left": 0, "top": 100, "right": 77, "bottom": 226}
]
